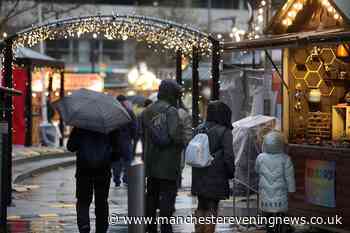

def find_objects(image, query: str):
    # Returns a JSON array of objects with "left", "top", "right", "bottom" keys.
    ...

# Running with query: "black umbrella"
[{"left": 53, "top": 89, "right": 131, "bottom": 134}]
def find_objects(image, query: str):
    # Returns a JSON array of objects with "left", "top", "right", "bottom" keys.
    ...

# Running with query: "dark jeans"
[
  {"left": 146, "top": 177, "right": 178, "bottom": 233},
  {"left": 76, "top": 172, "right": 111, "bottom": 233},
  {"left": 112, "top": 156, "right": 131, "bottom": 185},
  {"left": 112, "top": 144, "right": 132, "bottom": 185}
]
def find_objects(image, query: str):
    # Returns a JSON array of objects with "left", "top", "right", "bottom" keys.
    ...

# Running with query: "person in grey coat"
[{"left": 255, "top": 130, "right": 296, "bottom": 233}]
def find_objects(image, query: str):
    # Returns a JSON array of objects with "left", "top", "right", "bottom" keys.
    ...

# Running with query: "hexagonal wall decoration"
[
  {"left": 292, "top": 64, "right": 308, "bottom": 80},
  {"left": 320, "top": 48, "right": 336, "bottom": 65},
  {"left": 318, "top": 80, "right": 335, "bottom": 97},
  {"left": 292, "top": 49, "right": 309, "bottom": 65},
  {"left": 305, "top": 56, "right": 323, "bottom": 71},
  {"left": 305, "top": 71, "right": 322, "bottom": 88}
]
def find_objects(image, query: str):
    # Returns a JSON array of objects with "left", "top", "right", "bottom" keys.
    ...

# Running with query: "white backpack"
[{"left": 185, "top": 132, "right": 213, "bottom": 168}]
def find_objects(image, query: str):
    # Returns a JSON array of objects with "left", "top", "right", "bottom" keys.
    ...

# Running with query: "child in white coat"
[{"left": 255, "top": 130, "right": 296, "bottom": 233}]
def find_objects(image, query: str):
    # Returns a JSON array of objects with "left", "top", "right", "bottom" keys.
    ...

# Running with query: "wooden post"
[
  {"left": 192, "top": 47, "right": 200, "bottom": 128},
  {"left": 176, "top": 50, "right": 182, "bottom": 85},
  {"left": 25, "top": 63, "right": 32, "bottom": 147},
  {"left": 59, "top": 71, "right": 65, "bottom": 146},
  {"left": 282, "top": 48, "right": 290, "bottom": 141},
  {"left": 4, "top": 40, "right": 13, "bottom": 207},
  {"left": 211, "top": 40, "right": 220, "bottom": 100},
  {"left": 0, "top": 90, "right": 6, "bottom": 232},
  {"left": 0, "top": 39, "right": 13, "bottom": 230}
]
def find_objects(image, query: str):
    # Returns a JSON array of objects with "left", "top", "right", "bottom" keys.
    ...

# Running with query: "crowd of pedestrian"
[{"left": 66, "top": 79, "right": 295, "bottom": 233}]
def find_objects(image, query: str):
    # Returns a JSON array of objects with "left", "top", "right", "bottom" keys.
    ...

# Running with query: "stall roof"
[
  {"left": 15, "top": 47, "right": 64, "bottom": 68},
  {"left": 265, "top": 0, "right": 350, "bottom": 35},
  {"left": 333, "top": 0, "right": 350, "bottom": 21},
  {"left": 224, "top": 0, "right": 350, "bottom": 52},
  {"left": 224, "top": 28, "right": 350, "bottom": 51},
  {"left": 15, "top": 47, "right": 56, "bottom": 61}
]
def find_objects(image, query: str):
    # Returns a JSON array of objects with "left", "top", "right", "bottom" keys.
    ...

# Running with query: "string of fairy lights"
[
  {"left": 11, "top": 14, "right": 214, "bottom": 58},
  {"left": 1, "top": 14, "right": 222, "bottom": 127},
  {"left": 248, "top": 0, "right": 267, "bottom": 40}
]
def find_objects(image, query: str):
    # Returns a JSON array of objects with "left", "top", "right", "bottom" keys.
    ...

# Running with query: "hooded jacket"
[
  {"left": 191, "top": 101, "right": 235, "bottom": 200},
  {"left": 141, "top": 80, "right": 183, "bottom": 181},
  {"left": 255, "top": 131, "right": 296, "bottom": 213}
]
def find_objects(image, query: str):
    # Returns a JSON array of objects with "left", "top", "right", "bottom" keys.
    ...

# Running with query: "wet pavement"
[{"left": 7, "top": 164, "right": 245, "bottom": 233}]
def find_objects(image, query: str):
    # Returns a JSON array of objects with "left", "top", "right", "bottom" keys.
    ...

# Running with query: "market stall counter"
[
  {"left": 287, "top": 144, "right": 350, "bottom": 229},
  {"left": 223, "top": 0, "right": 350, "bottom": 231}
]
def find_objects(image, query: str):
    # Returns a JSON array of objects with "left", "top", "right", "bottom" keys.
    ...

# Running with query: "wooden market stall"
[
  {"left": 224, "top": 0, "right": 350, "bottom": 231},
  {"left": 14, "top": 47, "right": 65, "bottom": 146}
]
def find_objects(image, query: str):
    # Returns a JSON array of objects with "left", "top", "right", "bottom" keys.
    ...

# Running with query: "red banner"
[{"left": 13, "top": 68, "right": 28, "bottom": 145}]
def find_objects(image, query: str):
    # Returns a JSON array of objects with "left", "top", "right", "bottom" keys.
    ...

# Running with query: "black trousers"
[
  {"left": 146, "top": 177, "right": 177, "bottom": 233},
  {"left": 263, "top": 212, "right": 292, "bottom": 233},
  {"left": 197, "top": 196, "right": 219, "bottom": 213},
  {"left": 76, "top": 171, "right": 111, "bottom": 233}
]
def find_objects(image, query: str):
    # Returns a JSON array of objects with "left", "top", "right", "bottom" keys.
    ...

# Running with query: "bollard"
[{"left": 128, "top": 155, "right": 145, "bottom": 233}]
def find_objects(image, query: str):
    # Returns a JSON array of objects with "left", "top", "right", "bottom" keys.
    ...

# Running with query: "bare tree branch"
[
  {"left": 43, "top": 3, "right": 82, "bottom": 20},
  {"left": 0, "top": 0, "right": 21, "bottom": 30},
  {"left": 3, "top": 0, "right": 20, "bottom": 21},
  {"left": 0, "top": 1, "right": 83, "bottom": 33},
  {"left": 2, "top": 2, "right": 39, "bottom": 28}
]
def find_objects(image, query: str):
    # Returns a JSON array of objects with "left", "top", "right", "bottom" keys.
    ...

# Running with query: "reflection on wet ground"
[
  {"left": 7, "top": 165, "right": 248, "bottom": 233},
  {"left": 8, "top": 218, "right": 235, "bottom": 233}
]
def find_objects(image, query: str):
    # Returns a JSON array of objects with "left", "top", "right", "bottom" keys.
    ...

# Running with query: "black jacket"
[
  {"left": 67, "top": 128, "right": 119, "bottom": 176},
  {"left": 191, "top": 122, "right": 235, "bottom": 200}
]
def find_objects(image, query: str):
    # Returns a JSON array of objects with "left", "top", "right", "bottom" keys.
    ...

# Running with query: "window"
[
  {"left": 102, "top": 40, "right": 124, "bottom": 62},
  {"left": 46, "top": 39, "right": 70, "bottom": 61},
  {"left": 191, "top": 0, "right": 240, "bottom": 9}
]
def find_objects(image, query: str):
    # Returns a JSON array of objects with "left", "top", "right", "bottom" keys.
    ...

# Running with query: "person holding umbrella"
[
  {"left": 67, "top": 128, "right": 118, "bottom": 233},
  {"left": 53, "top": 89, "right": 131, "bottom": 233}
]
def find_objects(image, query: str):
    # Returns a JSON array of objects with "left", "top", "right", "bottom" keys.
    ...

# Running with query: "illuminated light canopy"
[{"left": 10, "top": 14, "right": 214, "bottom": 57}]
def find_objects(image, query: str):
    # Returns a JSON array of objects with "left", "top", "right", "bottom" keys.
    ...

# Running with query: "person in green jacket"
[{"left": 141, "top": 79, "right": 184, "bottom": 233}]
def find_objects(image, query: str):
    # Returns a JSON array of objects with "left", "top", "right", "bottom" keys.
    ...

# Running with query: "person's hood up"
[
  {"left": 157, "top": 79, "right": 182, "bottom": 107},
  {"left": 206, "top": 101, "right": 233, "bottom": 129},
  {"left": 262, "top": 131, "right": 285, "bottom": 154}
]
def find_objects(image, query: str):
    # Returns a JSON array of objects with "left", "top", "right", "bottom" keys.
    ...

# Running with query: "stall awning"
[
  {"left": 224, "top": 28, "right": 350, "bottom": 51},
  {"left": 14, "top": 47, "right": 64, "bottom": 68}
]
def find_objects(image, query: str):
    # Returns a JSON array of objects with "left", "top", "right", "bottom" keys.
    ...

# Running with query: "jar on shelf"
[{"left": 308, "top": 88, "right": 321, "bottom": 112}]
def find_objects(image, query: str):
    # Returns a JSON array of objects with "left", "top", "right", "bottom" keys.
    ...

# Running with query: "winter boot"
[
  {"left": 202, "top": 209, "right": 217, "bottom": 233},
  {"left": 194, "top": 209, "right": 205, "bottom": 233},
  {"left": 202, "top": 223, "right": 216, "bottom": 233}
]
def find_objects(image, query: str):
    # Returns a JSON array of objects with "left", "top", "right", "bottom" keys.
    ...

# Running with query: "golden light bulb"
[
  {"left": 282, "top": 18, "right": 292, "bottom": 26},
  {"left": 322, "top": 0, "right": 330, "bottom": 6},
  {"left": 293, "top": 2, "right": 303, "bottom": 11},
  {"left": 288, "top": 10, "right": 297, "bottom": 18}
]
